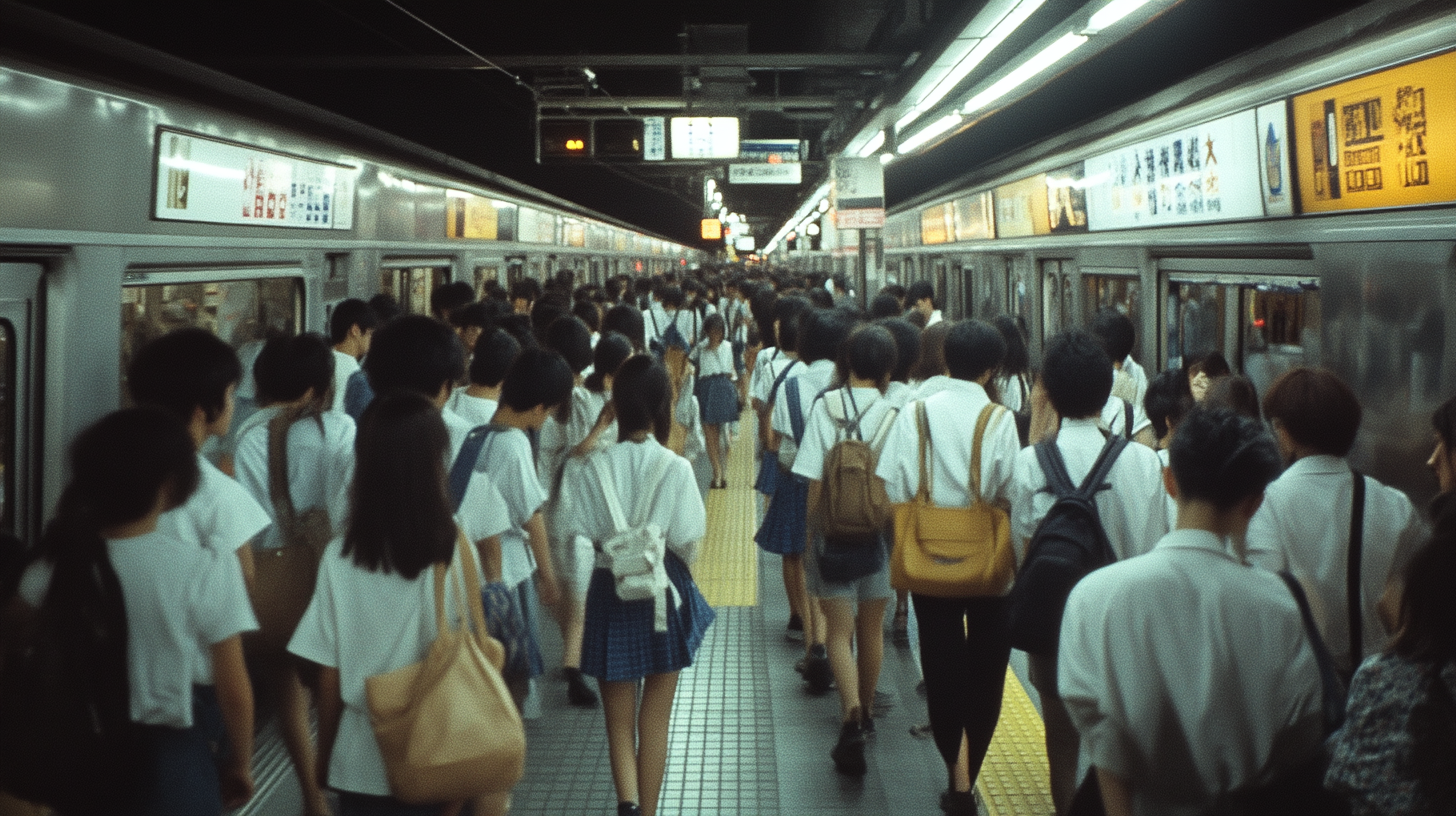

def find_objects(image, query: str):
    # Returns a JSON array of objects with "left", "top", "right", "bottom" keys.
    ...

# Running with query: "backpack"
[
  {"left": 777, "top": 377, "right": 807, "bottom": 470},
  {"left": 815, "top": 390, "right": 897, "bottom": 582},
  {"left": 591, "top": 448, "right": 679, "bottom": 632},
  {"left": 1005, "top": 433, "right": 1128, "bottom": 655},
  {"left": 0, "top": 548, "right": 142, "bottom": 812}
]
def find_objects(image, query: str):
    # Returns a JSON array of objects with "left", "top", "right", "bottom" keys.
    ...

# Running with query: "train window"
[
  {"left": 1008, "top": 257, "right": 1032, "bottom": 335},
  {"left": 1242, "top": 283, "right": 1321, "bottom": 398},
  {"left": 474, "top": 266, "right": 500, "bottom": 298},
  {"left": 380, "top": 266, "right": 448, "bottom": 316},
  {"left": 1084, "top": 273, "right": 1141, "bottom": 358},
  {"left": 1164, "top": 282, "right": 1228, "bottom": 371},
  {"left": 1041, "top": 259, "right": 1075, "bottom": 342},
  {"left": 121, "top": 276, "right": 303, "bottom": 377},
  {"left": 0, "top": 320, "right": 14, "bottom": 534}
]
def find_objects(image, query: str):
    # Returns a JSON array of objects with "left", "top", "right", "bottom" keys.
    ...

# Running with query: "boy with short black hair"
[
  {"left": 905, "top": 281, "right": 942, "bottom": 327},
  {"left": 1089, "top": 309, "right": 1156, "bottom": 446},
  {"left": 329, "top": 298, "right": 377, "bottom": 415},
  {"left": 447, "top": 328, "right": 521, "bottom": 427}
]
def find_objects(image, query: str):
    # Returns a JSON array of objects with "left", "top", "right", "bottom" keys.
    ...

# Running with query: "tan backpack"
[{"left": 817, "top": 389, "right": 898, "bottom": 540}]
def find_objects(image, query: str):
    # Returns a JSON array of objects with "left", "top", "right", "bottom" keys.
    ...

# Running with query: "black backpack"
[
  {"left": 1006, "top": 434, "right": 1127, "bottom": 656},
  {"left": 0, "top": 548, "right": 142, "bottom": 812}
]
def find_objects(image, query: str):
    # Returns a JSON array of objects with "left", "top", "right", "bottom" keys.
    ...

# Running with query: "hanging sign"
[
  {"left": 154, "top": 128, "right": 355, "bottom": 229},
  {"left": 643, "top": 117, "right": 666, "bottom": 161},
  {"left": 993, "top": 174, "right": 1051, "bottom": 237},
  {"left": 831, "top": 157, "right": 886, "bottom": 229},
  {"left": 1083, "top": 110, "right": 1263, "bottom": 230},
  {"left": 729, "top": 163, "right": 803, "bottom": 185},
  {"left": 1292, "top": 51, "right": 1456, "bottom": 214}
]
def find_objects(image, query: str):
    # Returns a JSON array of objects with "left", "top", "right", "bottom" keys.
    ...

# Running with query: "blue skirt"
[
  {"left": 580, "top": 551, "right": 715, "bottom": 682},
  {"left": 695, "top": 373, "right": 739, "bottom": 425},
  {"left": 755, "top": 468, "right": 807, "bottom": 555},
  {"left": 754, "top": 449, "right": 779, "bottom": 496}
]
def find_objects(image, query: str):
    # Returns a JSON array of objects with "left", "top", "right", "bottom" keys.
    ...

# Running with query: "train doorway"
[
  {"left": 380, "top": 261, "right": 451, "bottom": 316},
  {"left": 0, "top": 263, "right": 39, "bottom": 540}
]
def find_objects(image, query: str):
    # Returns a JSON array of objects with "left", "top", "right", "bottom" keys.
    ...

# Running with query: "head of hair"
[
  {"left": 1206, "top": 375, "right": 1262, "bottom": 422},
  {"left": 571, "top": 299, "right": 601, "bottom": 333},
  {"left": 906, "top": 280, "right": 935, "bottom": 308},
  {"left": 870, "top": 294, "right": 902, "bottom": 319},
  {"left": 1169, "top": 406, "right": 1283, "bottom": 511},
  {"left": 544, "top": 315, "right": 594, "bottom": 374},
  {"left": 254, "top": 333, "right": 334, "bottom": 412},
  {"left": 482, "top": 279, "right": 508, "bottom": 303},
  {"left": 660, "top": 285, "right": 686, "bottom": 309},
  {"left": 345, "top": 390, "right": 455, "bottom": 580},
  {"left": 908, "top": 321, "right": 950, "bottom": 381},
  {"left": 749, "top": 286, "right": 779, "bottom": 349},
  {"left": 468, "top": 328, "right": 521, "bottom": 389},
  {"left": 703, "top": 313, "right": 726, "bottom": 344},
  {"left": 584, "top": 332, "right": 633, "bottom": 394},
  {"left": 367, "top": 293, "right": 403, "bottom": 325},
  {"left": 881, "top": 284, "right": 907, "bottom": 305},
  {"left": 830, "top": 274, "right": 849, "bottom": 294},
  {"left": 875, "top": 317, "right": 920, "bottom": 383},
  {"left": 430, "top": 281, "right": 474, "bottom": 320},
  {"left": 330, "top": 298, "right": 378, "bottom": 345},
  {"left": 1090, "top": 309, "right": 1136, "bottom": 362},
  {"left": 1186, "top": 351, "right": 1233, "bottom": 383},
  {"left": 807, "top": 287, "right": 835, "bottom": 309},
  {"left": 944, "top": 320, "right": 1006, "bottom": 382},
  {"left": 1432, "top": 396, "right": 1456, "bottom": 452},
  {"left": 840, "top": 325, "right": 897, "bottom": 385},
  {"left": 509, "top": 277, "right": 542, "bottom": 305},
  {"left": 362, "top": 315, "right": 464, "bottom": 400},
  {"left": 449, "top": 302, "right": 492, "bottom": 331},
  {"left": 772, "top": 296, "right": 811, "bottom": 352},
  {"left": 530, "top": 296, "right": 570, "bottom": 342},
  {"left": 602, "top": 304, "right": 646, "bottom": 351},
  {"left": 1390, "top": 504, "right": 1456, "bottom": 666},
  {"left": 1262, "top": 368, "right": 1362, "bottom": 457},
  {"left": 495, "top": 313, "right": 537, "bottom": 350},
  {"left": 499, "top": 347, "right": 573, "bottom": 416},
  {"left": 991, "top": 315, "right": 1030, "bottom": 376},
  {"left": 127, "top": 328, "right": 243, "bottom": 425},
  {"left": 1040, "top": 330, "right": 1113, "bottom": 419},
  {"left": 1144, "top": 368, "right": 1194, "bottom": 440},
  {"left": 797, "top": 308, "right": 855, "bottom": 365},
  {"left": 613, "top": 355, "right": 671, "bottom": 443}
]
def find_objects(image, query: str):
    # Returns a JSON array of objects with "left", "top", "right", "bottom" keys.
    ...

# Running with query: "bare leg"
[
  {"left": 804, "top": 594, "right": 827, "bottom": 655},
  {"left": 273, "top": 663, "right": 329, "bottom": 816},
  {"left": 782, "top": 553, "right": 806, "bottom": 622},
  {"left": 555, "top": 592, "right": 587, "bottom": 670},
  {"left": 637, "top": 672, "right": 680, "bottom": 816},
  {"left": 601, "top": 680, "right": 641, "bottom": 806},
  {"left": 953, "top": 733, "right": 972, "bottom": 793},
  {"left": 820, "top": 598, "right": 860, "bottom": 720},
  {"left": 704, "top": 423, "right": 724, "bottom": 484},
  {"left": 854, "top": 598, "right": 889, "bottom": 715}
]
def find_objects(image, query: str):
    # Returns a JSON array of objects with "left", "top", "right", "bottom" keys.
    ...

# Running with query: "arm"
[
  {"left": 1096, "top": 768, "right": 1134, "bottom": 816},
  {"left": 570, "top": 401, "right": 616, "bottom": 458},
  {"left": 236, "top": 544, "right": 256, "bottom": 595},
  {"left": 476, "top": 535, "right": 503, "bottom": 583},
  {"left": 211, "top": 635, "right": 255, "bottom": 809},
  {"left": 1133, "top": 426, "right": 1158, "bottom": 449},
  {"left": 525, "top": 512, "right": 559, "bottom": 606},
  {"left": 315, "top": 666, "right": 342, "bottom": 793}
]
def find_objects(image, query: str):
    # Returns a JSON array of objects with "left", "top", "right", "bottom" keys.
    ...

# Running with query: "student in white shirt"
[
  {"left": 538, "top": 316, "right": 596, "bottom": 502},
  {"left": 691, "top": 314, "right": 738, "bottom": 488},
  {"left": 793, "top": 325, "right": 900, "bottom": 777},
  {"left": 990, "top": 315, "right": 1032, "bottom": 445},
  {"left": 646, "top": 285, "right": 698, "bottom": 359},
  {"left": 1248, "top": 368, "right": 1428, "bottom": 676},
  {"left": 908, "top": 322, "right": 954, "bottom": 399},
  {"left": 1091, "top": 309, "right": 1147, "bottom": 413},
  {"left": 751, "top": 296, "right": 809, "bottom": 505},
  {"left": 329, "top": 298, "right": 377, "bottom": 415},
  {"left": 1060, "top": 406, "right": 1325, "bottom": 816},
  {"left": 876, "top": 319, "right": 1021, "bottom": 815},
  {"left": 288, "top": 391, "right": 510, "bottom": 816},
  {"left": 1008, "top": 329, "right": 1169, "bottom": 815},
  {"left": 233, "top": 333, "right": 353, "bottom": 816},
  {"left": 446, "top": 328, "right": 520, "bottom": 428},
  {"left": 906, "top": 280, "right": 943, "bottom": 327},
  {"left": 873, "top": 316, "right": 922, "bottom": 642},
  {"left": 1142, "top": 368, "right": 1194, "bottom": 533},
  {"left": 12, "top": 408, "right": 257, "bottom": 814},
  {"left": 555, "top": 356, "right": 714, "bottom": 816}
]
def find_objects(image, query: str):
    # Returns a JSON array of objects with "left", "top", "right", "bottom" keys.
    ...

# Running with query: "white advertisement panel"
[
  {"left": 154, "top": 129, "right": 354, "bottom": 229},
  {"left": 643, "top": 116, "right": 666, "bottom": 161},
  {"left": 728, "top": 163, "right": 802, "bottom": 185},
  {"left": 1256, "top": 102, "right": 1294, "bottom": 217},
  {"left": 669, "top": 117, "right": 739, "bottom": 159},
  {"left": 1084, "top": 109, "right": 1263, "bottom": 230}
]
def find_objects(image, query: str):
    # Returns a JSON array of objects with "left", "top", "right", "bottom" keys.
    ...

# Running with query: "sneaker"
[
  {"left": 617, "top": 803, "right": 642, "bottom": 816},
  {"left": 804, "top": 645, "right": 832, "bottom": 695},
  {"left": 830, "top": 717, "right": 867, "bottom": 776},
  {"left": 565, "top": 668, "right": 599, "bottom": 708},
  {"left": 785, "top": 614, "right": 805, "bottom": 642},
  {"left": 940, "top": 789, "right": 976, "bottom": 815}
]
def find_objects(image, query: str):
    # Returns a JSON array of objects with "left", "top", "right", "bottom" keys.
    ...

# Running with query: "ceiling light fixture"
[
  {"left": 856, "top": 131, "right": 887, "bottom": 157},
  {"left": 897, "top": 113, "right": 964, "bottom": 154},
  {"left": 1085, "top": 0, "right": 1153, "bottom": 33},
  {"left": 902, "top": 0, "right": 1048, "bottom": 130},
  {"left": 962, "top": 32, "right": 1087, "bottom": 115}
]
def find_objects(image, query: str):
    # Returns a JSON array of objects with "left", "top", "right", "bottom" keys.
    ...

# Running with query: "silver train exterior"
[
  {"left": 784, "top": 0, "right": 1456, "bottom": 510},
  {"left": 0, "top": 5, "right": 702, "bottom": 551}
]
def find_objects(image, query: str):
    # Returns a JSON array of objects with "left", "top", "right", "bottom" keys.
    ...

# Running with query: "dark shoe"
[
  {"left": 891, "top": 609, "right": 910, "bottom": 645},
  {"left": 862, "top": 714, "right": 875, "bottom": 737},
  {"left": 830, "top": 716, "right": 867, "bottom": 776},
  {"left": 873, "top": 689, "right": 894, "bottom": 711},
  {"left": 565, "top": 668, "right": 599, "bottom": 708},
  {"left": 785, "top": 614, "right": 804, "bottom": 642},
  {"left": 618, "top": 803, "right": 642, "bottom": 816},
  {"left": 794, "top": 655, "right": 808, "bottom": 675},
  {"left": 940, "top": 789, "right": 975, "bottom": 814},
  {"left": 804, "top": 645, "right": 832, "bottom": 695}
]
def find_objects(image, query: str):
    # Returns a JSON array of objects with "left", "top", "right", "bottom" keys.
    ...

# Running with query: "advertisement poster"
[
  {"left": 1256, "top": 102, "right": 1295, "bottom": 217},
  {"left": 446, "top": 190, "right": 498, "bottom": 239},
  {"left": 920, "top": 203, "right": 954, "bottom": 245},
  {"left": 994, "top": 174, "right": 1051, "bottom": 238},
  {"left": 1045, "top": 163, "right": 1090, "bottom": 234},
  {"left": 155, "top": 129, "right": 355, "bottom": 229},
  {"left": 1083, "top": 109, "right": 1263, "bottom": 230},
  {"left": 1292, "top": 51, "right": 1456, "bottom": 213},
  {"left": 953, "top": 192, "right": 995, "bottom": 241},
  {"left": 565, "top": 221, "right": 586, "bottom": 248}
]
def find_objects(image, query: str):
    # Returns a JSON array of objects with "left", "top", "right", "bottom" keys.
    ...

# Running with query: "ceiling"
[{"left": 14, "top": 0, "right": 1377, "bottom": 247}]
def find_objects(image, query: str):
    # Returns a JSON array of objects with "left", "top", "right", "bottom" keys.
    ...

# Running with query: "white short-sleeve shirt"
[
  {"left": 1246, "top": 455, "right": 1427, "bottom": 674},
  {"left": 911, "top": 374, "right": 956, "bottom": 402},
  {"left": 556, "top": 439, "right": 705, "bottom": 563},
  {"left": 20, "top": 531, "right": 258, "bottom": 728},
  {"left": 1059, "top": 530, "right": 1324, "bottom": 814},
  {"left": 1008, "top": 416, "right": 1168, "bottom": 564},
  {"left": 445, "top": 388, "right": 498, "bottom": 428},
  {"left": 288, "top": 533, "right": 485, "bottom": 797},
  {"left": 876, "top": 379, "right": 1019, "bottom": 510},
  {"left": 752, "top": 349, "right": 795, "bottom": 407},
  {"left": 792, "top": 386, "right": 898, "bottom": 483},
  {"left": 155, "top": 454, "right": 272, "bottom": 556},
  {"left": 331, "top": 350, "right": 360, "bottom": 414},
  {"left": 1101, "top": 394, "right": 1153, "bottom": 438},
  {"left": 692, "top": 339, "right": 737, "bottom": 380},
  {"left": 474, "top": 426, "right": 548, "bottom": 587},
  {"left": 234, "top": 411, "right": 356, "bottom": 551},
  {"left": 441, "top": 408, "right": 513, "bottom": 545},
  {"left": 771, "top": 359, "right": 836, "bottom": 442}
]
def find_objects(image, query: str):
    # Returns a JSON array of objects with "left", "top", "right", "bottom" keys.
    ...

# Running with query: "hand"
[
  {"left": 595, "top": 402, "right": 616, "bottom": 429},
  {"left": 536, "top": 571, "right": 561, "bottom": 607},
  {"left": 220, "top": 759, "right": 255, "bottom": 809}
]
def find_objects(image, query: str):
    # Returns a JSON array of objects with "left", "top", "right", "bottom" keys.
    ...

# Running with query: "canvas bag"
[
  {"left": 592, "top": 448, "right": 679, "bottom": 632},
  {"left": 890, "top": 401, "right": 1013, "bottom": 597},
  {"left": 251, "top": 406, "right": 333, "bottom": 656},
  {"left": 365, "top": 531, "right": 522, "bottom": 804},
  {"left": 819, "top": 388, "right": 898, "bottom": 540}
]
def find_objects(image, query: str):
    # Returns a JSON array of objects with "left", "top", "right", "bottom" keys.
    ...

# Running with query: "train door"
[
  {"left": 934, "top": 259, "right": 949, "bottom": 311},
  {"left": 1083, "top": 268, "right": 1143, "bottom": 363},
  {"left": 944, "top": 258, "right": 964, "bottom": 320},
  {"left": 1160, "top": 268, "right": 1321, "bottom": 398},
  {"left": 0, "top": 263, "right": 40, "bottom": 540},
  {"left": 1040, "top": 258, "right": 1076, "bottom": 343},
  {"left": 473, "top": 261, "right": 503, "bottom": 299},
  {"left": 379, "top": 260, "right": 450, "bottom": 315}
]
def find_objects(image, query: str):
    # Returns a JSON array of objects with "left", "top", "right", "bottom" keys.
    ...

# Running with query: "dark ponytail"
[{"left": 584, "top": 332, "right": 633, "bottom": 394}]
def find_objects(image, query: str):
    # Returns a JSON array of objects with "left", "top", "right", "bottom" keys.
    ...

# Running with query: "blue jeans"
[{"left": 134, "top": 686, "right": 225, "bottom": 815}]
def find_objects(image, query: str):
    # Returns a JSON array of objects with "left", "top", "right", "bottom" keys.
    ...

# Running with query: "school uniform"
[
  {"left": 474, "top": 425, "right": 550, "bottom": 682},
  {"left": 288, "top": 530, "right": 491, "bottom": 806},
  {"left": 720, "top": 298, "right": 749, "bottom": 374},
  {"left": 20, "top": 530, "right": 257, "bottom": 814},
  {"left": 556, "top": 439, "right": 714, "bottom": 682},
  {"left": 647, "top": 308, "right": 699, "bottom": 355},
  {"left": 875, "top": 378, "right": 1019, "bottom": 777},
  {"left": 1101, "top": 394, "right": 1153, "bottom": 438},
  {"left": 1157, "top": 447, "right": 1177, "bottom": 531},
  {"left": 331, "top": 350, "right": 361, "bottom": 414},
  {"left": 910, "top": 374, "right": 956, "bottom": 401},
  {"left": 444, "top": 387, "right": 497, "bottom": 428},
  {"left": 1246, "top": 455, "right": 1427, "bottom": 675},
  {"left": 692, "top": 339, "right": 738, "bottom": 426},
  {"left": 993, "top": 372, "right": 1030, "bottom": 415},
  {"left": 751, "top": 350, "right": 798, "bottom": 498},
  {"left": 792, "top": 386, "right": 897, "bottom": 601},
  {"left": 883, "top": 380, "right": 916, "bottom": 410},
  {"left": 233, "top": 410, "right": 355, "bottom": 552},
  {"left": 440, "top": 408, "right": 513, "bottom": 548},
  {"left": 537, "top": 386, "right": 596, "bottom": 497},
  {"left": 757, "top": 360, "right": 835, "bottom": 555},
  {"left": 678, "top": 383, "right": 713, "bottom": 500},
  {"left": 1059, "top": 529, "right": 1325, "bottom": 815}
]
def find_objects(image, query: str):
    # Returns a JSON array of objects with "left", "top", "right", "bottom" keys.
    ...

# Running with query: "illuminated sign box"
[
  {"left": 739, "top": 139, "right": 802, "bottom": 163},
  {"left": 701, "top": 219, "right": 723, "bottom": 240},
  {"left": 729, "top": 163, "right": 802, "bottom": 185},
  {"left": 1292, "top": 51, "right": 1456, "bottom": 214},
  {"left": 993, "top": 174, "right": 1051, "bottom": 238},
  {"left": 670, "top": 117, "right": 740, "bottom": 160}
]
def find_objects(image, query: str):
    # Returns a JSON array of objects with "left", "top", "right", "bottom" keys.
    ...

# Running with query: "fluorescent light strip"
[
  {"left": 912, "top": 0, "right": 1047, "bottom": 115},
  {"left": 898, "top": 113, "right": 964, "bottom": 154},
  {"left": 856, "top": 131, "right": 887, "bottom": 157},
  {"left": 1087, "top": 0, "right": 1152, "bottom": 31},
  {"left": 962, "top": 32, "right": 1087, "bottom": 115}
]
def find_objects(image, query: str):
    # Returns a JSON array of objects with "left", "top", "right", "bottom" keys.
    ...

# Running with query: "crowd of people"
[{"left": 0, "top": 265, "right": 1452, "bottom": 816}]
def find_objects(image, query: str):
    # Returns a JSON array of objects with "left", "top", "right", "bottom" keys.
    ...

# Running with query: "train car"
[
  {"left": 0, "top": 4, "right": 701, "bottom": 549},
  {"left": 779, "top": 0, "right": 1456, "bottom": 508}
]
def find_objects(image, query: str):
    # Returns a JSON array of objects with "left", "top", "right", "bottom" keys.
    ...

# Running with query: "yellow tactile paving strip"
[
  {"left": 978, "top": 668, "right": 1055, "bottom": 816},
  {"left": 693, "top": 411, "right": 760, "bottom": 607}
]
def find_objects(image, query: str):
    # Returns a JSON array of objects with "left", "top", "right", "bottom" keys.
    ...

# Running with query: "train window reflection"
[
  {"left": 0, "top": 320, "right": 14, "bottom": 534},
  {"left": 1242, "top": 284, "right": 1321, "bottom": 399},
  {"left": 1165, "top": 283, "right": 1226, "bottom": 372},
  {"left": 474, "top": 266, "right": 500, "bottom": 299},
  {"left": 380, "top": 266, "right": 448, "bottom": 316}
]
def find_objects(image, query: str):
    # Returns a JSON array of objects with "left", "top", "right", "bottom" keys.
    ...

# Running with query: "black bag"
[
  {"left": 1005, "top": 434, "right": 1127, "bottom": 655},
  {"left": 0, "top": 549, "right": 143, "bottom": 812},
  {"left": 817, "top": 533, "right": 886, "bottom": 583}
]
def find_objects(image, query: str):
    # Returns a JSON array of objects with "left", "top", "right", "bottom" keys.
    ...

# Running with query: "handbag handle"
[
  {"left": 968, "top": 403, "right": 1002, "bottom": 505},
  {"left": 433, "top": 529, "right": 490, "bottom": 638},
  {"left": 914, "top": 401, "right": 933, "bottom": 504},
  {"left": 267, "top": 405, "right": 309, "bottom": 533}
]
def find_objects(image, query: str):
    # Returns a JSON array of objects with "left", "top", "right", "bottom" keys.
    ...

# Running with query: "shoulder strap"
[
  {"left": 633, "top": 448, "right": 676, "bottom": 528},
  {"left": 1123, "top": 399, "right": 1134, "bottom": 439},
  {"left": 267, "top": 407, "right": 302, "bottom": 528},
  {"left": 590, "top": 453, "right": 629, "bottom": 533},
  {"left": 1278, "top": 571, "right": 1346, "bottom": 734},
  {"left": 1075, "top": 434, "right": 1129, "bottom": 500},
  {"left": 448, "top": 425, "right": 495, "bottom": 512},
  {"left": 915, "top": 401, "right": 932, "bottom": 502},
  {"left": 1034, "top": 439, "right": 1077, "bottom": 498},
  {"left": 648, "top": 309, "right": 659, "bottom": 334},
  {"left": 968, "top": 403, "right": 1003, "bottom": 503},
  {"left": 786, "top": 377, "right": 806, "bottom": 443},
  {"left": 768, "top": 359, "right": 799, "bottom": 407},
  {"left": 868, "top": 406, "right": 899, "bottom": 454},
  {"left": 1348, "top": 470, "right": 1366, "bottom": 666}
]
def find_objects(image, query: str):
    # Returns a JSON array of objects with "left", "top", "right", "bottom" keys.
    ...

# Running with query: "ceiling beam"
[
  {"left": 538, "top": 96, "right": 844, "bottom": 111},
  {"left": 240, "top": 54, "right": 906, "bottom": 71}
]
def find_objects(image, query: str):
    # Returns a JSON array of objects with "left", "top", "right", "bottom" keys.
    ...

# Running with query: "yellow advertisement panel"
[
  {"left": 445, "top": 191, "right": 499, "bottom": 239},
  {"left": 994, "top": 174, "right": 1051, "bottom": 237},
  {"left": 1293, "top": 51, "right": 1456, "bottom": 213},
  {"left": 920, "top": 203, "right": 953, "bottom": 245},
  {"left": 953, "top": 192, "right": 995, "bottom": 241}
]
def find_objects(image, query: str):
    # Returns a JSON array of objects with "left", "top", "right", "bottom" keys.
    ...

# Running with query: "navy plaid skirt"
[
  {"left": 755, "top": 468, "right": 807, "bottom": 555},
  {"left": 695, "top": 373, "right": 739, "bottom": 426},
  {"left": 580, "top": 551, "right": 715, "bottom": 682},
  {"left": 754, "top": 449, "right": 779, "bottom": 496}
]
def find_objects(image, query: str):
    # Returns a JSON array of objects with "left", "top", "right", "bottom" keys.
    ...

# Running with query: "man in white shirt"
[
  {"left": 446, "top": 328, "right": 520, "bottom": 427},
  {"left": 329, "top": 299, "right": 376, "bottom": 415},
  {"left": 906, "top": 280, "right": 943, "bottom": 327},
  {"left": 1060, "top": 406, "right": 1324, "bottom": 816},
  {"left": 1008, "top": 329, "right": 1168, "bottom": 815},
  {"left": 1247, "top": 368, "right": 1427, "bottom": 676}
]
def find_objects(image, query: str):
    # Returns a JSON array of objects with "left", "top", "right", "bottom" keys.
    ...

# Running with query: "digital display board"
[{"left": 670, "top": 117, "right": 740, "bottom": 160}]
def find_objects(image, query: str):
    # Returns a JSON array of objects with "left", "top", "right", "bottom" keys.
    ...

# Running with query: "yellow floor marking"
[
  {"left": 977, "top": 668, "right": 1055, "bottom": 816},
  {"left": 694, "top": 410, "right": 760, "bottom": 607}
]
